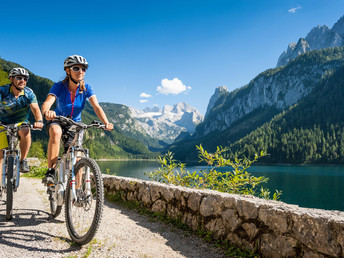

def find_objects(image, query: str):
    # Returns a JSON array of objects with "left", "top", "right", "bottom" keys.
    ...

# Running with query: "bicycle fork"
[
  {"left": 70, "top": 148, "right": 91, "bottom": 204},
  {"left": 1, "top": 151, "right": 20, "bottom": 191}
]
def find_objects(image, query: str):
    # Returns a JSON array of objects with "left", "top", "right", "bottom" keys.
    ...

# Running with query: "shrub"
[{"left": 146, "top": 145, "right": 281, "bottom": 200}]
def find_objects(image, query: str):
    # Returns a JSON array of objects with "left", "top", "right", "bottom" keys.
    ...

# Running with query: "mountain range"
[
  {"left": 277, "top": 15, "right": 344, "bottom": 67},
  {"left": 129, "top": 103, "right": 203, "bottom": 143},
  {"left": 169, "top": 14, "right": 344, "bottom": 163},
  {"left": 2, "top": 14, "right": 344, "bottom": 164}
]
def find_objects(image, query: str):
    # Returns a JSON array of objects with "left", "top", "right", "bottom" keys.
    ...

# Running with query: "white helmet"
[
  {"left": 9, "top": 68, "right": 29, "bottom": 78},
  {"left": 64, "top": 55, "right": 88, "bottom": 70}
]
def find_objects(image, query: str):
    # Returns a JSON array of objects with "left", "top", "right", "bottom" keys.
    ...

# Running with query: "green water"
[{"left": 97, "top": 160, "right": 344, "bottom": 212}]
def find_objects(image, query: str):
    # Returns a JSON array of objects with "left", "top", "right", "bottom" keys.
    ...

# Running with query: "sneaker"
[
  {"left": 20, "top": 159, "right": 30, "bottom": 173},
  {"left": 42, "top": 168, "right": 56, "bottom": 185}
]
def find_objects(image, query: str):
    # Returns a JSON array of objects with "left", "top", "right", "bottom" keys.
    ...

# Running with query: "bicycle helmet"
[
  {"left": 8, "top": 68, "right": 29, "bottom": 78},
  {"left": 64, "top": 55, "right": 89, "bottom": 70}
]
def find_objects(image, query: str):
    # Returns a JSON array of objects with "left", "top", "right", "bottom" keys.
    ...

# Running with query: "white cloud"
[
  {"left": 156, "top": 78, "right": 191, "bottom": 95},
  {"left": 288, "top": 6, "right": 301, "bottom": 13},
  {"left": 140, "top": 92, "right": 152, "bottom": 98},
  {"left": 140, "top": 99, "right": 149, "bottom": 103}
]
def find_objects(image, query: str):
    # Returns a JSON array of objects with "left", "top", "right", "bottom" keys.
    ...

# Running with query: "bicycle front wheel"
[
  {"left": 6, "top": 156, "right": 14, "bottom": 220},
  {"left": 65, "top": 157, "right": 104, "bottom": 245}
]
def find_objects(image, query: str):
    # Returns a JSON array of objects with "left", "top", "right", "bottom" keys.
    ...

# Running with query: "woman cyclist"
[{"left": 41, "top": 55, "right": 113, "bottom": 184}]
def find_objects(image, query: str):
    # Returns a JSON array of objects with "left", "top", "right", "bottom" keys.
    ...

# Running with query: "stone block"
[
  {"left": 126, "top": 191, "right": 137, "bottom": 202},
  {"left": 139, "top": 186, "right": 151, "bottom": 206},
  {"left": 205, "top": 218, "right": 226, "bottom": 239},
  {"left": 291, "top": 213, "right": 341, "bottom": 257},
  {"left": 120, "top": 179, "right": 127, "bottom": 190},
  {"left": 152, "top": 200, "right": 166, "bottom": 213},
  {"left": 242, "top": 223, "right": 259, "bottom": 240},
  {"left": 259, "top": 207, "right": 289, "bottom": 233},
  {"left": 260, "top": 234, "right": 298, "bottom": 258},
  {"left": 236, "top": 199, "right": 259, "bottom": 220},
  {"left": 200, "top": 196, "right": 223, "bottom": 217},
  {"left": 150, "top": 184, "right": 161, "bottom": 202},
  {"left": 161, "top": 187, "right": 174, "bottom": 202},
  {"left": 127, "top": 181, "right": 138, "bottom": 191},
  {"left": 222, "top": 209, "right": 242, "bottom": 232},
  {"left": 167, "top": 204, "right": 181, "bottom": 220},
  {"left": 187, "top": 192, "right": 202, "bottom": 212}
]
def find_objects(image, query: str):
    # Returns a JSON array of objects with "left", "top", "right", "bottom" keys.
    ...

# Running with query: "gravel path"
[{"left": 0, "top": 177, "right": 227, "bottom": 257}]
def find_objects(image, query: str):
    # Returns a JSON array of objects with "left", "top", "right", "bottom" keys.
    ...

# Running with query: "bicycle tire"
[
  {"left": 49, "top": 190, "right": 62, "bottom": 218},
  {"left": 49, "top": 162, "right": 62, "bottom": 218},
  {"left": 65, "top": 157, "right": 104, "bottom": 245},
  {"left": 6, "top": 156, "right": 14, "bottom": 220}
]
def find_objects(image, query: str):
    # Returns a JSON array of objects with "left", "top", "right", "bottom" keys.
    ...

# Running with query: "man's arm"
[{"left": 30, "top": 102, "right": 43, "bottom": 129}]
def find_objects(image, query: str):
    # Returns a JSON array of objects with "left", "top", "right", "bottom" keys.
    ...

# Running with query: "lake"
[{"left": 97, "top": 160, "right": 344, "bottom": 212}]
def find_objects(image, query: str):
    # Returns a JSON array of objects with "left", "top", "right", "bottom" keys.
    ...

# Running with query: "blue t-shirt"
[
  {"left": 49, "top": 81, "right": 95, "bottom": 122},
  {"left": 0, "top": 84, "right": 38, "bottom": 124}
]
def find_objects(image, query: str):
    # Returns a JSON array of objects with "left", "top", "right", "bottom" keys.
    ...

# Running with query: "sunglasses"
[
  {"left": 71, "top": 66, "right": 87, "bottom": 72},
  {"left": 14, "top": 76, "right": 28, "bottom": 82}
]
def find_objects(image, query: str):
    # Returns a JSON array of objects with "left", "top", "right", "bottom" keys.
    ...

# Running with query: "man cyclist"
[{"left": 0, "top": 68, "right": 43, "bottom": 186}]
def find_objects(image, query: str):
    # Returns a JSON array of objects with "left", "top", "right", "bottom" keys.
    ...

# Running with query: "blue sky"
[{"left": 0, "top": 0, "right": 343, "bottom": 115}]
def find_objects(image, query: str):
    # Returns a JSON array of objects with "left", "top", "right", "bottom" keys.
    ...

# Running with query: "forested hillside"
[
  {"left": 229, "top": 65, "right": 344, "bottom": 164},
  {"left": 168, "top": 47, "right": 344, "bottom": 164},
  {"left": 0, "top": 57, "right": 156, "bottom": 159}
]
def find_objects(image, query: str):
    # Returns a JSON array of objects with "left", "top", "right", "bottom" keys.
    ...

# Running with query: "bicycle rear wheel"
[
  {"left": 48, "top": 162, "right": 62, "bottom": 218},
  {"left": 65, "top": 157, "right": 104, "bottom": 245},
  {"left": 6, "top": 156, "right": 14, "bottom": 220},
  {"left": 48, "top": 186, "right": 62, "bottom": 218}
]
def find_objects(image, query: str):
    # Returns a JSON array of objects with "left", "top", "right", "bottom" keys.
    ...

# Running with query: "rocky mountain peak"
[
  {"left": 305, "top": 25, "right": 342, "bottom": 50},
  {"left": 277, "top": 15, "right": 344, "bottom": 67},
  {"left": 332, "top": 15, "right": 344, "bottom": 37},
  {"left": 277, "top": 38, "right": 311, "bottom": 67},
  {"left": 205, "top": 86, "right": 228, "bottom": 118}
]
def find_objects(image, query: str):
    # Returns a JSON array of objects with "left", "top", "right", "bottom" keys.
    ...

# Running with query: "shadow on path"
[
  {"left": 103, "top": 199, "right": 226, "bottom": 258},
  {"left": 0, "top": 207, "right": 80, "bottom": 255}
]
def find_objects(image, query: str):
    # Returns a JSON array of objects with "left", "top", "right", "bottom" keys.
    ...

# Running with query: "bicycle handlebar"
[
  {"left": 0, "top": 122, "right": 42, "bottom": 132},
  {"left": 53, "top": 116, "right": 106, "bottom": 130}
]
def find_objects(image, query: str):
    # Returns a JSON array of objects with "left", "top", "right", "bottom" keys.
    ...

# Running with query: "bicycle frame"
[{"left": 51, "top": 123, "right": 91, "bottom": 206}]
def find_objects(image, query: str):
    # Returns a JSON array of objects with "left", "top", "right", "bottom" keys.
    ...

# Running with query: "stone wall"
[{"left": 103, "top": 175, "right": 344, "bottom": 258}]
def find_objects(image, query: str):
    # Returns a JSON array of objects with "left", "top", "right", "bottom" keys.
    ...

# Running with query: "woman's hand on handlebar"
[{"left": 44, "top": 110, "right": 56, "bottom": 120}]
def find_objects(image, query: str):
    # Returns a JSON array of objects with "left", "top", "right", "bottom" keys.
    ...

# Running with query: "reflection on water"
[
  {"left": 97, "top": 160, "right": 158, "bottom": 180},
  {"left": 97, "top": 160, "right": 344, "bottom": 212}
]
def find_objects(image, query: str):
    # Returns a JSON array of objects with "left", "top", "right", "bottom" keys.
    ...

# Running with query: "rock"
[
  {"left": 222, "top": 209, "right": 241, "bottom": 232},
  {"left": 152, "top": 200, "right": 166, "bottom": 213},
  {"left": 260, "top": 234, "right": 298, "bottom": 258},
  {"left": 187, "top": 192, "right": 202, "bottom": 212},
  {"left": 259, "top": 207, "right": 289, "bottom": 233},
  {"left": 242, "top": 223, "right": 259, "bottom": 240}
]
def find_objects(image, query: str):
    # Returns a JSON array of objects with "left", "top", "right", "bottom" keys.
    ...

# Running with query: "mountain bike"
[
  {"left": 46, "top": 116, "right": 105, "bottom": 245},
  {"left": 0, "top": 122, "right": 40, "bottom": 220}
]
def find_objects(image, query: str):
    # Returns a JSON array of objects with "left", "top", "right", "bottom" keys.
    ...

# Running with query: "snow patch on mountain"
[{"left": 129, "top": 103, "right": 203, "bottom": 143}]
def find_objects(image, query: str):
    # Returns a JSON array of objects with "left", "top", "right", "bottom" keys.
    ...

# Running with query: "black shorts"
[{"left": 45, "top": 120, "right": 84, "bottom": 152}]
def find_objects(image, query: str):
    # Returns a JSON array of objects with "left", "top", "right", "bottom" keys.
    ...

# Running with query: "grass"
[{"left": 22, "top": 160, "right": 48, "bottom": 179}]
